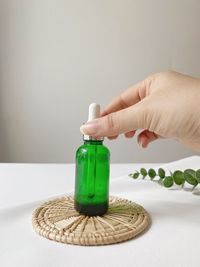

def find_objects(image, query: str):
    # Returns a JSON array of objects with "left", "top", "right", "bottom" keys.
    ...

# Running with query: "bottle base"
[{"left": 74, "top": 200, "right": 108, "bottom": 216}]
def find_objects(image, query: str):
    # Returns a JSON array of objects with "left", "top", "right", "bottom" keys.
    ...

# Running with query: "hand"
[{"left": 80, "top": 71, "right": 200, "bottom": 151}]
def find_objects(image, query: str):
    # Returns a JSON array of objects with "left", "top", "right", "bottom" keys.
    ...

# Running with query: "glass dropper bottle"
[{"left": 74, "top": 103, "right": 110, "bottom": 216}]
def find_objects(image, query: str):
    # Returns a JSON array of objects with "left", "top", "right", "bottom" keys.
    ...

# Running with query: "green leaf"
[
  {"left": 130, "top": 167, "right": 200, "bottom": 192},
  {"left": 158, "top": 168, "right": 165, "bottom": 179},
  {"left": 196, "top": 169, "right": 200, "bottom": 183},
  {"left": 148, "top": 168, "right": 156, "bottom": 179},
  {"left": 184, "top": 169, "right": 198, "bottom": 186},
  {"left": 173, "top": 170, "right": 184, "bottom": 185},
  {"left": 163, "top": 176, "right": 174, "bottom": 187},
  {"left": 132, "top": 172, "right": 140, "bottom": 179},
  {"left": 140, "top": 168, "right": 147, "bottom": 178}
]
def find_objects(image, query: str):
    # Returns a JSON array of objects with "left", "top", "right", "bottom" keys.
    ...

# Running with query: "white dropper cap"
[
  {"left": 87, "top": 103, "right": 100, "bottom": 122},
  {"left": 83, "top": 103, "right": 103, "bottom": 140}
]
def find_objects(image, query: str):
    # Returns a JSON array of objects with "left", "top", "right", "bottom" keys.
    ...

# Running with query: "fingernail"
[{"left": 80, "top": 121, "right": 98, "bottom": 135}]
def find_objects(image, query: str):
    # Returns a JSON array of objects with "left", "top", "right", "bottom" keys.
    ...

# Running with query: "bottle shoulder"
[
  {"left": 101, "top": 144, "right": 110, "bottom": 154},
  {"left": 76, "top": 144, "right": 87, "bottom": 155},
  {"left": 76, "top": 143, "right": 110, "bottom": 155}
]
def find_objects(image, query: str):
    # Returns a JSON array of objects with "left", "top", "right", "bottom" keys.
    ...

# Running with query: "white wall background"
[{"left": 0, "top": 0, "right": 199, "bottom": 163}]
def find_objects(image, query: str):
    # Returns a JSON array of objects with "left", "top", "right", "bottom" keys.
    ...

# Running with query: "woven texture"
[{"left": 32, "top": 195, "right": 150, "bottom": 246}]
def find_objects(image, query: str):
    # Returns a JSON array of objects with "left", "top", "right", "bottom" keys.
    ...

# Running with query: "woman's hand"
[{"left": 80, "top": 71, "right": 200, "bottom": 151}]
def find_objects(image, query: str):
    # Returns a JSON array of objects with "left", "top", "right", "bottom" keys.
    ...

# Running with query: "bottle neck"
[{"left": 84, "top": 140, "right": 103, "bottom": 145}]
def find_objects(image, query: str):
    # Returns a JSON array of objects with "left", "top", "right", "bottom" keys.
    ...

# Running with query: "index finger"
[{"left": 101, "top": 79, "right": 148, "bottom": 116}]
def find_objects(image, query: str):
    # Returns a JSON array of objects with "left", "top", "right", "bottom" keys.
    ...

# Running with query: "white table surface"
[{"left": 0, "top": 156, "right": 200, "bottom": 267}]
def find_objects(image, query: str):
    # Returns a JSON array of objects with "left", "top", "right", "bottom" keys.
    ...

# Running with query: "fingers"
[
  {"left": 107, "top": 130, "right": 159, "bottom": 146},
  {"left": 80, "top": 76, "right": 154, "bottom": 138},
  {"left": 137, "top": 130, "right": 160, "bottom": 148},
  {"left": 82, "top": 77, "right": 153, "bottom": 138},
  {"left": 124, "top": 131, "right": 136, "bottom": 138},
  {"left": 101, "top": 79, "right": 150, "bottom": 116},
  {"left": 107, "top": 135, "right": 118, "bottom": 140},
  {"left": 106, "top": 131, "right": 135, "bottom": 141},
  {"left": 80, "top": 101, "right": 146, "bottom": 137}
]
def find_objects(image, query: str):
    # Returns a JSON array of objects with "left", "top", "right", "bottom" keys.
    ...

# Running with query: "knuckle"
[
  {"left": 139, "top": 102, "right": 155, "bottom": 131},
  {"left": 104, "top": 113, "right": 119, "bottom": 134},
  {"left": 156, "top": 70, "right": 175, "bottom": 82},
  {"left": 118, "top": 95, "right": 128, "bottom": 109},
  {"left": 147, "top": 70, "right": 174, "bottom": 85}
]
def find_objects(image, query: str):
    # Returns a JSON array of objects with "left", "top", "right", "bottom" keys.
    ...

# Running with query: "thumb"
[{"left": 80, "top": 102, "right": 147, "bottom": 137}]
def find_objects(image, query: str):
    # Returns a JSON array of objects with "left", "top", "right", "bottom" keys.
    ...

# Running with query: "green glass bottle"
[{"left": 74, "top": 103, "right": 110, "bottom": 216}]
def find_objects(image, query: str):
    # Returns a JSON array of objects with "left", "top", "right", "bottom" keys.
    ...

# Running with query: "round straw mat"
[{"left": 32, "top": 195, "right": 150, "bottom": 246}]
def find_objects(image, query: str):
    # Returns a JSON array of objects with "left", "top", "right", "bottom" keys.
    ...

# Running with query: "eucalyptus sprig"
[{"left": 129, "top": 168, "right": 200, "bottom": 191}]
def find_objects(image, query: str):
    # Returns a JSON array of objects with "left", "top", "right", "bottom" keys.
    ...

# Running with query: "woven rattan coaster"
[{"left": 32, "top": 195, "right": 150, "bottom": 246}]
